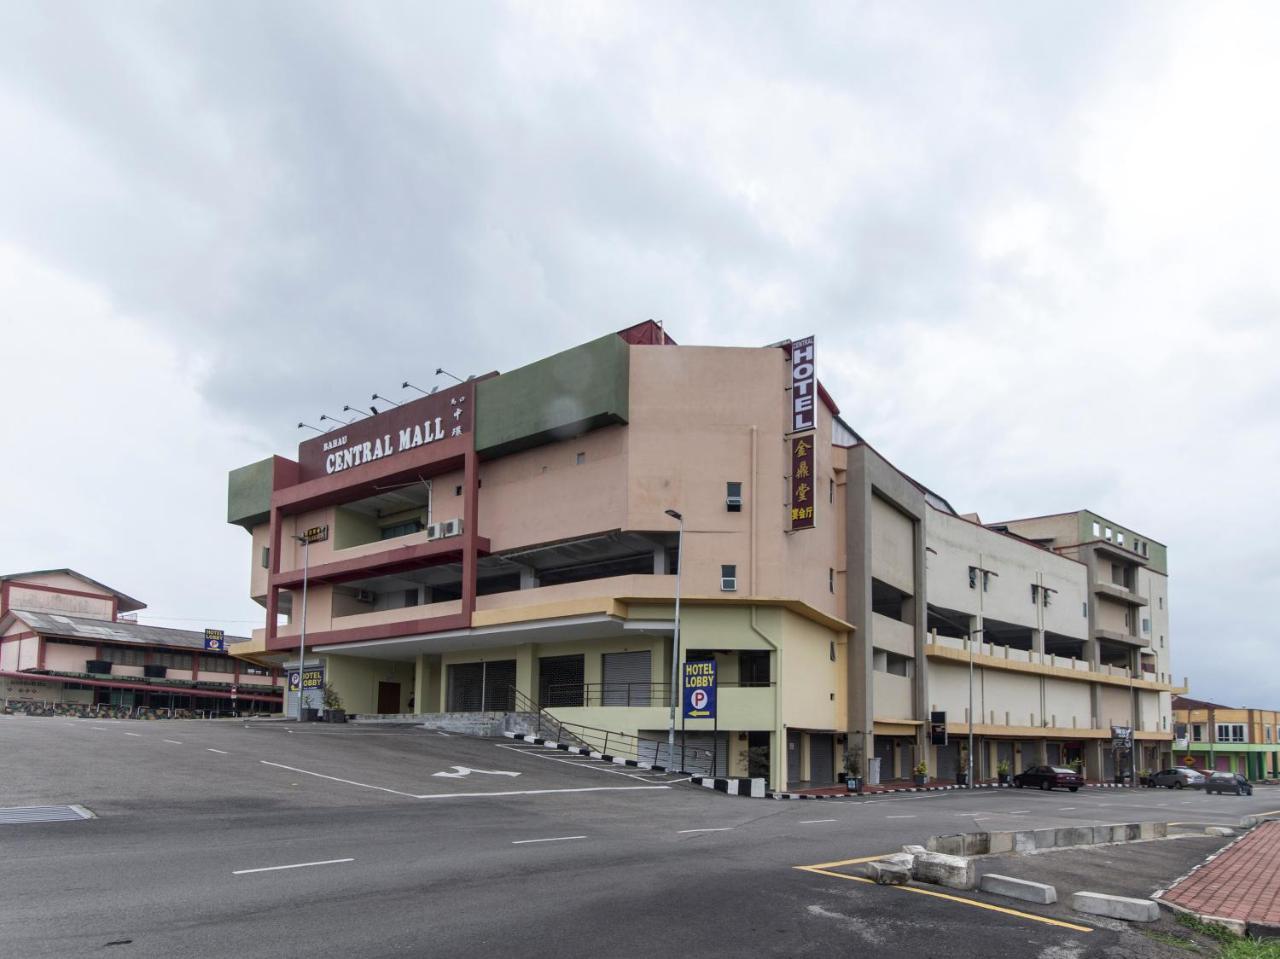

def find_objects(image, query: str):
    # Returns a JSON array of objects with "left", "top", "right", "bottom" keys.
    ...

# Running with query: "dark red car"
[{"left": 1012, "top": 765, "right": 1084, "bottom": 792}]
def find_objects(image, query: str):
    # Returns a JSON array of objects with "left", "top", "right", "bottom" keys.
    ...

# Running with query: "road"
[{"left": 2, "top": 715, "right": 1277, "bottom": 958}]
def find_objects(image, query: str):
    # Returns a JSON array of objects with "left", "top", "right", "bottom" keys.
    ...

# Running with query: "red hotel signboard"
[
  {"left": 295, "top": 384, "right": 474, "bottom": 482},
  {"left": 790, "top": 433, "right": 815, "bottom": 530},
  {"left": 790, "top": 335, "right": 816, "bottom": 433}
]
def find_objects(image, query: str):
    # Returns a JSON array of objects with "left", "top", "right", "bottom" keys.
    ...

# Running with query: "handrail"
[{"left": 542, "top": 680, "right": 774, "bottom": 708}]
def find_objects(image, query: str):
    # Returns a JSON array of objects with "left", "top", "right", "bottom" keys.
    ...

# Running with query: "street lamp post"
[
  {"left": 292, "top": 534, "right": 311, "bottom": 721},
  {"left": 967, "top": 562, "right": 997, "bottom": 786},
  {"left": 664, "top": 509, "right": 684, "bottom": 767}
]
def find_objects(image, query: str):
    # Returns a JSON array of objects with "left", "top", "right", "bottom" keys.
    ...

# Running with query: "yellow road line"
[
  {"left": 793, "top": 865, "right": 1094, "bottom": 933},
  {"left": 803, "top": 855, "right": 896, "bottom": 865}
]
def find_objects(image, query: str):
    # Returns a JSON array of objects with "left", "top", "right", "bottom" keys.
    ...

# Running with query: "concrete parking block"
[
  {"left": 987, "top": 830, "right": 1015, "bottom": 854},
  {"left": 1071, "top": 891, "right": 1159, "bottom": 922},
  {"left": 979, "top": 873, "right": 1058, "bottom": 905},
  {"left": 879, "top": 853, "right": 916, "bottom": 869},
  {"left": 866, "top": 861, "right": 911, "bottom": 885},
  {"left": 927, "top": 834, "right": 965, "bottom": 856},
  {"left": 1139, "top": 821, "right": 1167, "bottom": 840},
  {"left": 1034, "top": 828, "right": 1057, "bottom": 849},
  {"left": 912, "top": 851, "right": 976, "bottom": 890},
  {"left": 1204, "top": 826, "right": 1234, "bottom": 837},
  {"left": 1014, "top": 830, "right": 1037, "bottom": 853}
]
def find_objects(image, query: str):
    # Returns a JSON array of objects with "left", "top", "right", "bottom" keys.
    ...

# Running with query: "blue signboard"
[
  {"left": 682, "top": 660, "right": 717, "bottom": 719},
  {"left": 203, "top": 629, "right": 226, "bottom": 652}
]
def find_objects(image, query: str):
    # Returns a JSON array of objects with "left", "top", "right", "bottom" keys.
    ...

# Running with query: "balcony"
[
  {"left": 925, "top": 637, "right": 1178, "bottom": 689},
  {"left": 1094, "top": 627, "right": 1146, "bottom": 648},
  {"left": 872, "top": 612, "right": 914, "bottom": 657},
  {"left": 1092, "top": 581, "right": 1147, "bottom": 608},
  {"left": 873, "top": 670, "right": 914, "bottom": 720}
]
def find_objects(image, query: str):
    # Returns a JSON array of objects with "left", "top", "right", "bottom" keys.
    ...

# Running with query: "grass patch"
[
  {"left": 1174, "top": 913, "right": 1280, "bottom": 959},
  {"left": 1143, "top": 928, "right": 1200, "bottom": 951}
]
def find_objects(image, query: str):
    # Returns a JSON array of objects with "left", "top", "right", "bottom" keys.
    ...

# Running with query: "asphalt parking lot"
[{"left": 3, "top": 715, "right": 1277, "bottom": 958}]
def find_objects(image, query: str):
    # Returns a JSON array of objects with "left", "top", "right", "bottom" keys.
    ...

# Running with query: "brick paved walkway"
[{"left": 1161, "top": 820, "right": 1280, "bottom": 928}]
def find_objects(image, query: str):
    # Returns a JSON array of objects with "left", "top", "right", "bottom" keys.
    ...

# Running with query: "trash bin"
[
  {"left": 868, "top": 757, "right": 882, "bottom": 786},
  {"left": 300, "top": 707, "right": 320, "bottom": 722}
]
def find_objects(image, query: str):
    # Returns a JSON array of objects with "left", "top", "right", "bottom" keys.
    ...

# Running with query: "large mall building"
[{"left": 227, "top": 323, "right": 1177, "bottom": 790}]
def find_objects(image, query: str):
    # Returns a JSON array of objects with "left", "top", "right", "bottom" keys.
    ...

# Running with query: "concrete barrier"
[
  {"left": 866, "top": 861, "right": 912, "bottom": 885},
  {"left": 1072, "top": 891, "right": 1159, "bottom": 922},
  {"left": 979, "top": 874, "right": 1058, "bottom": 904},
  {"left": 1205, "top": 826, "right": 1235, "bottom": 836},
  {"left": 1054, "top": 826, "right": 1094, "bottom": 847},
  {"left": 912, "top": 851, "right": 977, "bottom": 890}
]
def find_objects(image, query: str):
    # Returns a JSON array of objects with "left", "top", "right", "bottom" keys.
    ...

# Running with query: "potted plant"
[
  {"left": 322, "top": 683, "right": 346, "bottom": 724},
  {"left": 1071, "top": 758, "right": 1085, "bottom": 780},
  {"left": 913, "top": 760, "right": 929, "bottom": 786},
  {"left": 996, "top": 759, "right": 1011, "bottom": 785},
  {"left": 844, "top": 741, "right": 865, "bottom": 793},
  {"left": 955, "top": 746, "right": 969, "bottom": 786}
]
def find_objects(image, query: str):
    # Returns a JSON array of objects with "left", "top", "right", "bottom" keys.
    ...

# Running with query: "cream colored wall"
[
  {"left": 778, "top": 608, "right": 843, "bottom": 730},
  {"left": 250, "top": 523, "right": 270, "bottom": 599},
  {"left": 871, "top": 495, "right": 914, "bottom": 594},
  {"left": 926, "top": 507, "right": 1088, "bottom": 639},
  {"left": 872, "top": 613, "right": 914, "bottom": 657},
  {"left": 44, "top": 642, "right": 91, "bottom": 673},
  {"left": 1099, "top": 686, "right": 1133, "bottom": 728},
  {"left": 928, "top": 661, "right": 1095, "bottom": 730},
  {"left": 7, "top": 583, "right": 115, "bottom": 620},
  {"left": 980, "top": 671, "right": 1042, "bottom": 726},
  {"left": 996, "top": 514, "right": 1078, "bottom": 547},
  {"left": 873, "top": 671, "right": 913, "bottom": 720},
  {"left": 1095, "top": 598, "right": 1129, "bottom": 633},
  {"left": 1043, "top": 681, "right": 1094, "bottom": 729},
  {"left": 0, "top": 675, "right": 92, "bottom": 704},
  {"left": 477, "top": 425, "right": 628, "bottom": 550},
  {"left": 324, "top": 654, "right": 415, "bottom": 714},
  {"left": 625, "top": 345, "right": 841, "bottom": 620},
  {"left": 1, "top": 634, "right": 40, "bottom": 670}
]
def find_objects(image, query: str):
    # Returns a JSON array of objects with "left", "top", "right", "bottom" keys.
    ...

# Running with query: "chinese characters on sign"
[
  {"left": 790, "top": 433, "right": 816, "bottom": 530},
  {"left": 790, "top": 335, "right": 816, "bottom": 433}
]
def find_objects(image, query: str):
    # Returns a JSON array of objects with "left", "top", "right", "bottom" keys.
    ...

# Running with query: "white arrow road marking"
[{"left": 432, "top": 766, "right": 521, "bottom": 779}]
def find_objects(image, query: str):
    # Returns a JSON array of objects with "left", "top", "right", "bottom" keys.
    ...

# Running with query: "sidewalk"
[{"left": 1158, "top": 819, "right": 1280, "bottom": 936}]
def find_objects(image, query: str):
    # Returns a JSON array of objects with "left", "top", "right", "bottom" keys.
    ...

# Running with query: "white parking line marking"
[
  {"left": 91, "top": 727, "right": 107, "bottom": 731},
  {"left": 511, "top": 836, "right": 586, "bottom": 845},
  {"left": 678, "top": 827, "right": 733, "bottom": 834},
  {"left": 207, "top": 748, "right": 229, "bottom": 754},
  {"left": 259, "top": 760, "right": 671, "bottom": 800},
  {"left": 1059, "top": 807, "right": 1077, "bottom": 811},
  {"left": 1003, "top": 809, "right": 1030, "bottom": 814},
  {"left": 494, "top": 744, "right": 659, "bottom": 783},
  {"left": 124, "top": 732, "right": 141, "bottom": 737},
  {"left": 234, "top": 858, "right": 354, "bottom": 875},
  {"left": 885, "top": 815, "right": 916, "bottom": 819},
  {"left": 800, "top": 819, "right": 838, "bottom": 824},
  {"left": 163, "top": 740, "right": 183, "bottom": 745}
]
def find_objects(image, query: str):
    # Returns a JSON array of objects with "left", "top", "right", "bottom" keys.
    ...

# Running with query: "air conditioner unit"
[
  {"left": 354, "top": 589, "right": 376, "bottom": 603},
  {"left": 440, "top": 518, "right": 463, "bottom": 537},
  {"left": 725, "top": 496, "right": 743, "bottom": 512},
  {"left": 425, "top": 523, "right": 442, "bottom": 540},
  {"left": 721, "top": 576, "right": 737, "bottom": 592}
]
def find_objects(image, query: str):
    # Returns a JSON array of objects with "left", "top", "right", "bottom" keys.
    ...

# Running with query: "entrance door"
[
  {"left": 377, "top": 682, "right": 401, "bottom": 714},
  {"left": 809, "top": 734, "right": 835, "bottom": 784},
  {"left": 747, "top": 732, "right": 770, "bottom": 778}
]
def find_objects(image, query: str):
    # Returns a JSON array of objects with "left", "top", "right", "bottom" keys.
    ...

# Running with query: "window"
[
  {"left": 404, "top": 588, "right": 419, "bottom": 608},
  {"left": 261, "top": 546, "right": 270, "bottom": 569},
  {"left": 1216, "top": 724, "right": 1246, "bottom": 743},
  {"left": 1159, "top": 596, "right": 1163, "bottom": 610},
  {"left": 1142, "top": 617, "right": 1150, "bottom": 634},
  {"left": 455, "top": 485, "right": 462, "bottom": 496},
  {"left": 982, "top": 571, "right": 992, "bottom": 592},
  {"left": 829, "top": 479, "right": 834, "bottom": 503},
  {"left": 1105, "top": 526, "right": 1112, "bottom": 540},
  {"left": 1142, "top": 542, "right": 1149, "bottom": 556},
  {"left": 380, "top": 520, "right": 424, "bottom": 540},
  {"left": 1043, "top": 588, "right": 1053, "bottom": 607},
  {"left": 1159, "top": 634, "right": 1164, "bottom": 648},
  {"left": 1030, "top": 584, "right": 1039, "bottom": 604},
  {"left": 739, "top": 650, "right": 771, "bottom": 685},
  {"left": 1191, "top": 724, "right": 1205, "bottom": 742},
  {"left": 1083, "top": 601, "right": 1089, "bottom": 617},
  {"left": 101, "top": 645, "right": 146, "bottom": 666},
  {"left": 1092, "top": 521, "right": 1101, "bottom": 537},
  {"left": 1266, "top": 726, "right": 1273, "bottom": 744},
  {"left": 720, "top": 564, "right": 737, "bottom": 591},
  {"left": 242, "top": 663, "right": 269, "bottom": 676},
  {"left": 829, "top": 568, "right": 834, "bottom": 593},
  {"left": 726, "top": 481, "right": 742, "bottom": 512},
  {"left": 969, "top": 567, "right": 978, "bottom": 589},
  {"left": 575, "top": 452, "right": 585, "bottom": 465},
  {"left": 202, "top": 655, "right": 236, "bottom": 674},
  {"left": 1117, "top": 532, "right": 1125, "bottom": 546}
]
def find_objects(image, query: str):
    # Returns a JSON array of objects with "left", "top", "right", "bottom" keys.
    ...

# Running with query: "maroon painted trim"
[
  {"left": 0, "top": 581, "right": 9, "bottom": 617},
  {"left": 37, "top": 637, "right": 45, "bottom": 670},
  {"left": 272, "top": 437, "right": 469, "bottom": 515},
  {"left": 270, "top": 536, "right": 490, "bottom": 590},
  {"left": 111, "top": 596, "right": 119, "bottom": 622},
  {"left": 191, "top": 652, "right": 199, "bottom": 682},
  {"left": 817, "top": 380, "right": 840, "bottom": 416},
  {"left": 266, "top": 506, "right": 283, "bottom": 646},
  {"left": 1, "top": 630, "right": 37, "bottom": 643},
  {"left": 264, "top": 611, "right": 470, "bottom": 651},
  {"left": 0, "top": 670, "right": 282, "bottom": 703}
]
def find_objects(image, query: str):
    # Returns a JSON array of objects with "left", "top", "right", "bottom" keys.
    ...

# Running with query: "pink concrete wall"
[
  {"left": 7, "top": 584, "right": 114, "bottom": 620},
  {"left": 43, "top": 642, "right": 91, "bottom": 673}
]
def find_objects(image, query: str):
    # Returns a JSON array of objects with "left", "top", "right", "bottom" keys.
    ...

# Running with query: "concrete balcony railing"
[
  {"left": 1092, "top": 582, "right": 1148, "bottom": 608},
  {"left": 873, "top": 670, "right": 914, "bottom": 720},
  {"left": 872, "top": 612, "right": 914, "bottom": 657},
  {"left": 925, "top": 636, "right": 1177, "bottom": 687}
]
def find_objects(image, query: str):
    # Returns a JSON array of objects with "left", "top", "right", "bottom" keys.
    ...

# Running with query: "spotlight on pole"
[
  {"left": 319, "top": 413, "right": 350, "bottom": 429},
  {"left": 436, "top": 367, "right": 465, "bottom": 384},
  {"left": 403, "top": 381, "right": 432, "bottom": 397},
  {"left": 371, "top": 392, "right": 401, "bottom": 407},
  {"left": 298, "top": 422, "right": 323, "bottom": 434},
  {"left": 341, "top": 405, "right": 368, "bottom": 419}
]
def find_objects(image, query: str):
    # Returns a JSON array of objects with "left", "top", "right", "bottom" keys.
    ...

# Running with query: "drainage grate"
[{"left": 0, "top": 805, "right": 95, "bottom": 825}]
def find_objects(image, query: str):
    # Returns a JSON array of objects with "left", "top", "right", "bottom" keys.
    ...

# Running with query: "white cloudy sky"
[{"left": 1, "top": 2, "right": 1276, "bottom": 705}]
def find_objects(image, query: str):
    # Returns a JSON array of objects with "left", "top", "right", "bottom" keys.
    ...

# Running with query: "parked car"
[
  {"left": 1150, "top": 767, "right": 1205, "bottom": 789},
  {"left": 1204, "top": 772, "right": 1253, "bottom": 796},
  {"left": 1012, "top": 765, "right": 1084, "bottom": 792}
]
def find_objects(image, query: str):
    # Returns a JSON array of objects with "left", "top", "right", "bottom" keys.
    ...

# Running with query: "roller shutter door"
[
  {"left": 538, "top": 655, "right": 585, "bottom": 707},
  {"left": 809, "top": 734, "right": 835, "bottom": 784},
  {"left": 601, "top": 651, "right": 651, "bottom": 706}
]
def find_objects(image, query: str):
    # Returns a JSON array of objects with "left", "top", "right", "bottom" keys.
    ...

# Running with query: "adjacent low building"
[
  {"left": 0, "top": 569, "right": 283, "bottom": 716},
  {"left": 1172, "top": 695, "right": 1280, "bottom": 780},
  {"left": 227, "top": 323, "right": 1177, "bottom": 788}
]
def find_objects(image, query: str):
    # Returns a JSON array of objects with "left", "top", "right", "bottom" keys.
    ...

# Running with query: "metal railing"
[{"left": 541, "top": 680, "right": 774, "bottom": 708}]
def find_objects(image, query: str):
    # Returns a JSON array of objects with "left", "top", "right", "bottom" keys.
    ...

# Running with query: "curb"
[
  {"left": 1152, "top": 822, "right": 1259, "bottom": 936},
  {"left": 503, "top": 732, "right": 684, "bottom": 774},
  {"left": 691, "top": 775, "right": 768, "bottom": 798}
]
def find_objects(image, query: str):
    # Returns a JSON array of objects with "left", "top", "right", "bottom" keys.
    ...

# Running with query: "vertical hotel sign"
[{"left": 789, "top": 335, "right": 816, "bottom": 531}]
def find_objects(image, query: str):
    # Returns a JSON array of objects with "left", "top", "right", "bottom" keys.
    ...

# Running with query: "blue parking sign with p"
[{"left": 682, "top": 660, "right": 717, "bottom": 719}]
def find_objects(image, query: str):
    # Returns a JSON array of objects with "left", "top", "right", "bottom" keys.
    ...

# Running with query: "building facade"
[
  {"left": 0, "top": 569, "right": 282, "bottom": 716},
  {"left": 227, "top": 324, "right": 1176, "bottom": 788},
  {"left": 1172, "top": 696, "right": 1280, "bottom": 780}
]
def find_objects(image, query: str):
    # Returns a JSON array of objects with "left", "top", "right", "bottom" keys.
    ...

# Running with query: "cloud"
[{"left": 0, "top": 1, "right": 1275, "bottom": 702}]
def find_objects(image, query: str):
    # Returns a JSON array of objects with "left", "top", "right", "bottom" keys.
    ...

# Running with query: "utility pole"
[{"left": 664, "top": 509, "right": 684, "bottom": 767}]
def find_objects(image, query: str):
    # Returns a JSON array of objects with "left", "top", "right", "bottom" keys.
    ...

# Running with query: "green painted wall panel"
[
  {"left": 227, "top": 458, "right": 275, "bottom": 529},
  {"left": 475, "top": 334, "right": 629, "bottom": 459}
]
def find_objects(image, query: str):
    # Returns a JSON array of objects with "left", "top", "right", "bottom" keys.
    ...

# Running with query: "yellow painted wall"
[{"left": 324, "top": 654, "right": 415, "bottom": 714}]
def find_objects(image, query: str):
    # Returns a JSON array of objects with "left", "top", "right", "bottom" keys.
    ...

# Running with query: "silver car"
[{"left": 1150, "top": 766, "right": 1205, "bottom": 789}]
